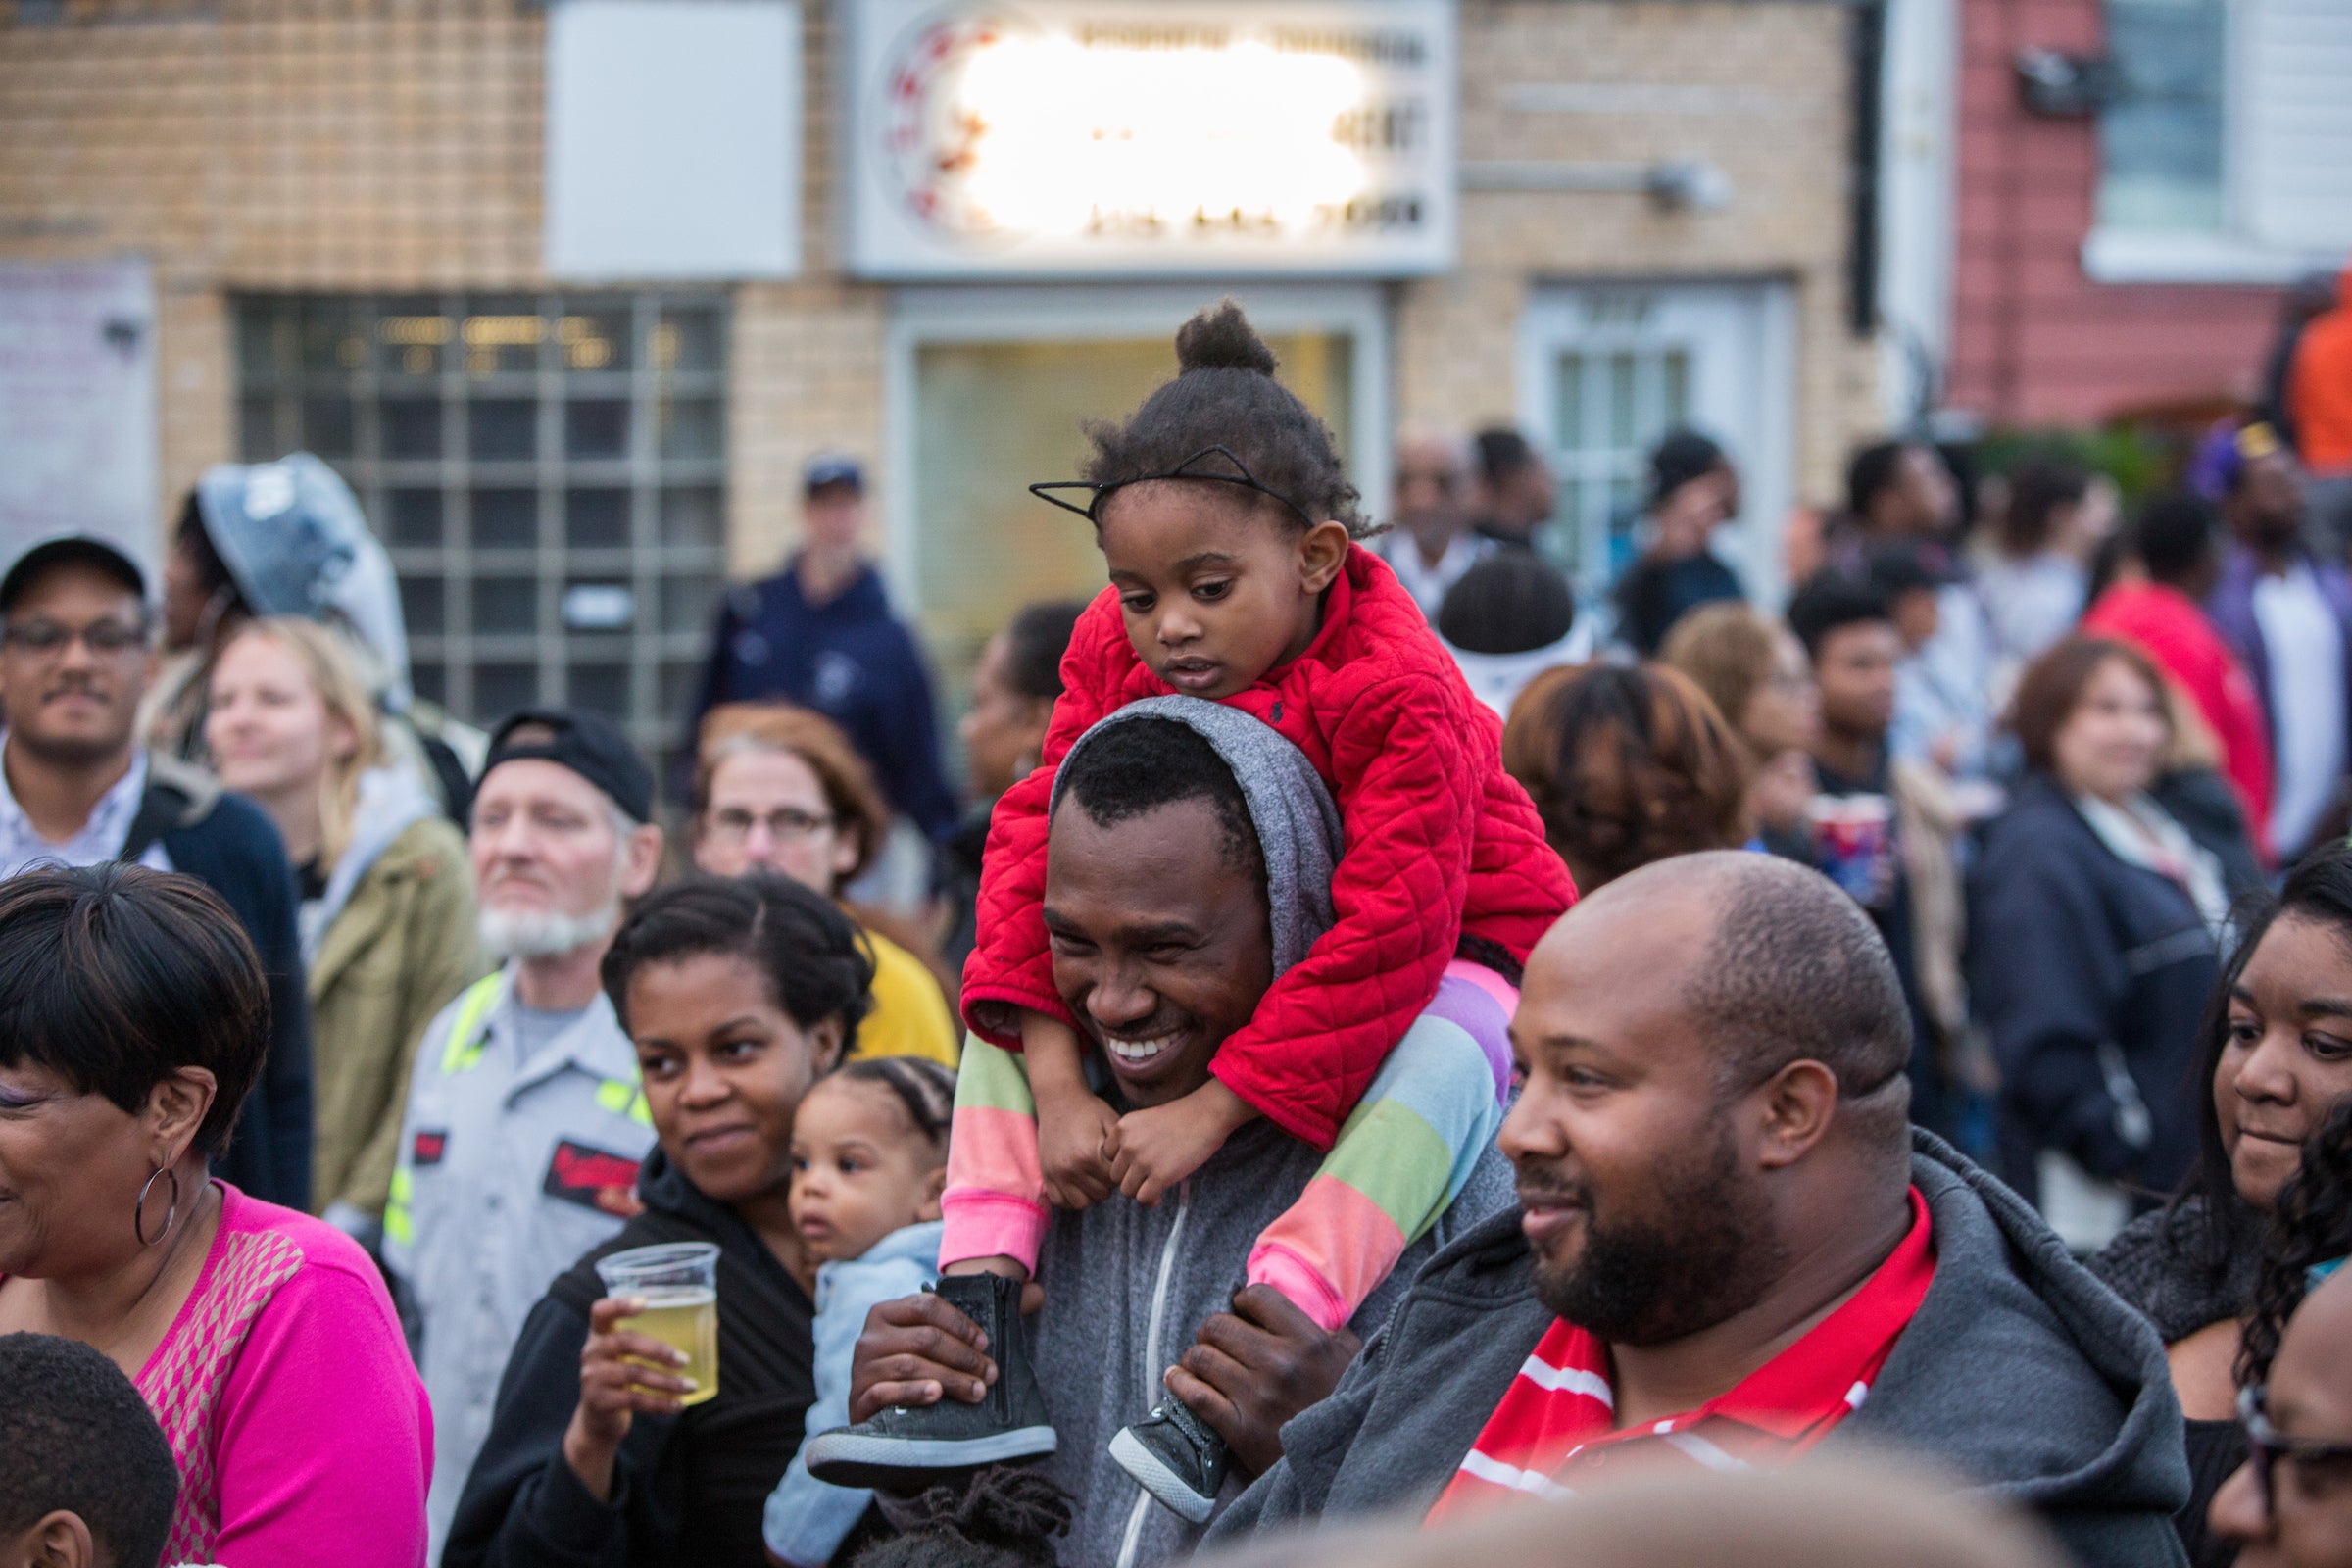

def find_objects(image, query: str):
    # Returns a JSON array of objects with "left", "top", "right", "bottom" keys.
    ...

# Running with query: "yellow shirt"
[{"left": 851, "top": 925, "right": 960, "bottom": 1068}]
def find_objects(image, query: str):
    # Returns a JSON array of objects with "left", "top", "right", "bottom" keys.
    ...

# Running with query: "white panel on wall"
[
  {"left": 546, "top": 0, "right": 802, "bottom": 279},
  {"left": 842, "top": 0, "right": 1456, "bottom": 279},
  {"left": 2238, "top": 0, "right": 2352, "bottom": 253},
  {"left": 0, "top": 260, "right": 159, "bottom": 572}
]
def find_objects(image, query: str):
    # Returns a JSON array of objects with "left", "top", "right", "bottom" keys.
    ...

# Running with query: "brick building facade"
[
  {"left": 1, "top": 0, "right": 1886, "bottom": 755},
  {"left": 1942, "top": 0, "right": 2347, "bottom": 429},
  {"left": 1946, "top": 0, "right": 2274, "bottom": 426}
]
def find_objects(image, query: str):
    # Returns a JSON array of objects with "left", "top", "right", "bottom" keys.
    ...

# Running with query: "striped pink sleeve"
[{"left": 940, "top": 1036, "right": 1051, "bottom": 1271}]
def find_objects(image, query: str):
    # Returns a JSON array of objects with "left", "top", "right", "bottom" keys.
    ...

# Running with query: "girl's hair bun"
[{"left": 1175, "top": 297, "right": 1279, "bottom": 376}]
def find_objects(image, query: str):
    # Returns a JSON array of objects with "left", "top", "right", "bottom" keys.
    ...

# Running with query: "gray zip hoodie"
[
  {"left": 1208, "top": 1129, "right": 2192, "bottom": 1568},
  {"left": 1024, "top": 698, "right": 1515, "bottom": 1567}
]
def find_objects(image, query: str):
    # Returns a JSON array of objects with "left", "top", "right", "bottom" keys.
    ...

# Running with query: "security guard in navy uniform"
[{"left": 382, "top": 709, "right": 663, "bottom": 1557}]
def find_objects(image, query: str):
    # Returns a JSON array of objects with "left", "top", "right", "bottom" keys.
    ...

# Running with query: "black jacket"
[
  {"left": 445, "top": 1149, "right": 817, "bottom": 1568},
  {"left": 2093, "top": 1199, "right": 2264, "bottom": 1568},
  {"left": 124, "top": 755, "right": 313, "bottom": 1209},
  {"left": 1967, "top": 774, "right": 2221, "bottom": 1200},
  {"left": 689, "top": 564, "right": 957, "bottom": 842},
  {"left": 1210, "top": 1133, "right": 2191, "bottom": 1568}
]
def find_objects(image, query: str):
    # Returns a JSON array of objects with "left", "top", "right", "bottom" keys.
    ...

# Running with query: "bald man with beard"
[{"left": 1210, "top": 853, "right": 2191, "bottom": 1568}]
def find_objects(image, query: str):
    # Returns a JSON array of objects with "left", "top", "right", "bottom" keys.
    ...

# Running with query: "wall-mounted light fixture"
[
  {"left": 2015, "top": 48, "right": 2113, "bottom": 117},
  {"left": 1460, "top": 158, "right": 1733, "bottom": 211}
]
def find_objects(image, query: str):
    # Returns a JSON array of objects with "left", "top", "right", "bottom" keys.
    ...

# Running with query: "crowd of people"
[{"left": 6, "top": 289, "right": 2352, "bottom": 1568}]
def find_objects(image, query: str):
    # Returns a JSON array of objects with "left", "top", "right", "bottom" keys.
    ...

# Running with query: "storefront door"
[
  {"left": 1518, "top": 280, "right": 1795, "bottom": 609},
  {"left": 886, "top": 284, "right": 1389, "bottom": 739}
]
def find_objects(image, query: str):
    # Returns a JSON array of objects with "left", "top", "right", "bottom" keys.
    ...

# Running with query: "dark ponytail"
[{"left": 1081, "top": 297, "right": 1365, "bottom": 535}]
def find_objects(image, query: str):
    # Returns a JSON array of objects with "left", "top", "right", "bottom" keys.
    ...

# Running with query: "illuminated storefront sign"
[{"left": 845, "top": 0, "right": 1455, "bottom": 276}]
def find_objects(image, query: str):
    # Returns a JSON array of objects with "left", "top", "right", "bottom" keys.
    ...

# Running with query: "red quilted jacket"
[{"left": 961, "top": 544, "right": 1577, "bottom": 1150}]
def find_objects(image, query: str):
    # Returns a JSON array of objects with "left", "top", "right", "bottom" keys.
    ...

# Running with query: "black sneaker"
[
  {"left": 804, "top": 1273, "right": 1057, "bottom": 1490},
  {"left": 1108, "top": 1396, "right": 1229, "bottom": 1523}
]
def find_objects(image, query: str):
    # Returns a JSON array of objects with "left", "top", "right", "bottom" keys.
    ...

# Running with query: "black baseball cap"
[
  {"left": 804, "top": 454, "right": 864, "bottom": 496},
  {"left": 482, "top": 707, "right": 655, "bottom": 824},
  {"left": 0, "top": 534, "right": 149, "bottom": 616}
]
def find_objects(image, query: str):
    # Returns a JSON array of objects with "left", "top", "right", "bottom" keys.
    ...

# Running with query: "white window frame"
[
  {"left": 2083, "top": 0, "right": 2343, "bottom": 284},
  {"left": 1516, "top": 279, "right": 1798, "bottom": 611},
  {"left": 879, "top": 283, "right": 1392, "bottom": 618}
]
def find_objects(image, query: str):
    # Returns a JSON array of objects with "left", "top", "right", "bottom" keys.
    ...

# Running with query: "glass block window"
[{"left": 233, "top": 292, "right": 729, "bottom": 760}]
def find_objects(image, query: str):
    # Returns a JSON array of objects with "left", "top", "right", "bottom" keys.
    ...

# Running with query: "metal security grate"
[{"left": 232, "top": 291, "right": 729, "bottom": 761}]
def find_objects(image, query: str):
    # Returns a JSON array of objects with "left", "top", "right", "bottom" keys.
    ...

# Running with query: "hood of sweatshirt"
[
  {"left": 298, "top": 764, "right": 443, "bottom": 965},
  {"left": 1857, "top": 1131, "right": 2189, "bottom": 1524},
  {"left": 1053, "top": 694, "right": 1344, "bottom": 979}
]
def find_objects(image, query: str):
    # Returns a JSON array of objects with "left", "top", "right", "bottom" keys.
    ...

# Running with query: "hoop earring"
[{"left": 134, "top": 1166, "right": 181, "bottom": 1249}]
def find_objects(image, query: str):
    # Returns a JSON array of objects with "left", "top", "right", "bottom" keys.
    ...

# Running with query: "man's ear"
[
  {"left": 1297, "top": 519, "right": 1351, "bottom": 593},
  {"left": 620, "top": 823, "right": 665, "bottom": 899},
  {"left": 1754, "top": 1059, "right": 1839, "bottom": 1170},
  {"left": 17, "top": 1509, "right": 98, "bottom": 1568}
]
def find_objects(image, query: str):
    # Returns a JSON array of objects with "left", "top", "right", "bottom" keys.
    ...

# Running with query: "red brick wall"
[{"left": 1947, "top": 0, "right": 2282, "bottom": 426}]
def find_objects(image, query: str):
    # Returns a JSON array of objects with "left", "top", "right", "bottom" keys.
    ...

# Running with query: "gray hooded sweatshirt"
[
  {"left": 1025, "top": 698, "right": 1515, "bottom": 1568},
  {"left": 1208, "top": 1129, "right": 2192, "bottom": 1568}
]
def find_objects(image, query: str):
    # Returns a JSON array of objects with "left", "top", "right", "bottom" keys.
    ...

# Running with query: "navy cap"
[
  {"left": 482, "top": 707, "right": 656, "bottom": 824},
  {"left": 1865, "top": 540, "right": 1959, "bottom": 599},
  {"left": 0, "top": 534, "right": 149, "bottom": 615},
  {"left": 804, "top": 454, "right": 864, "bottom": 496}
]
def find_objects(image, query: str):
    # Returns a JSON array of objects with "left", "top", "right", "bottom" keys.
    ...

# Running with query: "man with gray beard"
[{"left": 383, "top": 708, "right": 663, "bottom": 1559}]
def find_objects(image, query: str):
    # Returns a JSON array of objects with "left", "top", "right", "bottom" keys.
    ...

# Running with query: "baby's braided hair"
[{"left": 822, "top": 1054, "right": 956, "bottom": 1155}]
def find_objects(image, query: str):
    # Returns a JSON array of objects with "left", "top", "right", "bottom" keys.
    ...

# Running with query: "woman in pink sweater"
[{"left": 0, "top": 864, "right": 431, "bottom": 1566}]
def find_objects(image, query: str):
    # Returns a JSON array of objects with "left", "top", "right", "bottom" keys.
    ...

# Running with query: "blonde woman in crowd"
[
  {"left": 1661, "top": 601, "right": 1823, "bottom": 862},
  {"left": 205, "top": 615, "right": 484, "bottom": 1242},
  {"left": 693, "top": 702, "right": 958, "bottom": 1067}
]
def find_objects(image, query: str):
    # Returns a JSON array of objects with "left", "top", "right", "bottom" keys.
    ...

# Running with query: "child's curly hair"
[
  {"left": 850, "top": 1468, "right": 1072, "bottom": 1568},
  {"left": 1081, "top": 298, "right": 1367, "bottom": 536},
  {"left": 1501, "top": 662, "right": 1751, "bottom": 892},
  {"left": 2241, "top": 1096, "right": 2352, "bottom": 1387}
]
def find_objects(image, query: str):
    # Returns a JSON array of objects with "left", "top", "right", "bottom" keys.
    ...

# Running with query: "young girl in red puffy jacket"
[{"left": 837, "top": 300, "right": 1574, "bottom": 1517}]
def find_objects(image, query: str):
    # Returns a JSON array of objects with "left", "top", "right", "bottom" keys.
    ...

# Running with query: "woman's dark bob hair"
[
  {"left": 0, "top": 863, "right": 269, "bottom": 1158},
  {"left": 601, "top": 874, "right": 876, "bottom": 1050}
]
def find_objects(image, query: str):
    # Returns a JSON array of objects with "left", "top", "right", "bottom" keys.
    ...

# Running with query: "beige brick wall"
[
  {"left": 1400, "top": 0, "right": 1883, "bottom": 511},
  {"left": 0, "top": 0, "right": 552, "bottom": 536},
  {"left": 729, "top": 0, "right": 894, "bottom": 573},
  {"left": 0, "top": 0, "right": 1880, "bottom": 568}
]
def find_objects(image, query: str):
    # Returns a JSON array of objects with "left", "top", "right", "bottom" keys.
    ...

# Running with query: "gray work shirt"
[{"left": 383, "top": 965, "right": 656, "bottom": 1560}]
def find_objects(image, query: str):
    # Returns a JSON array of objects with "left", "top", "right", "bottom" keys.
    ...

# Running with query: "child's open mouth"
[{"left": 1161, "top": 659, "right": 1222, "bottom": 692}]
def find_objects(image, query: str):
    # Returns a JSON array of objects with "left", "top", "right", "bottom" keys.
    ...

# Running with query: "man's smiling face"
[{"left": 1042, "top": 792, "right": 1273, "bottom": 1107}]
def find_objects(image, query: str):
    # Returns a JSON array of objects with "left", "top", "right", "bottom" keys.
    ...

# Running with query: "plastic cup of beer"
[{"left": 594, "top": 1242, "right": 719, "bottom": 1407}]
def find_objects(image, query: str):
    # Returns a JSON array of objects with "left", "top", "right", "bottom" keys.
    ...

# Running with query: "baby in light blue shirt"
[{"left": 765, "top": 1058, "right": 954, "bottom": 1568}]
